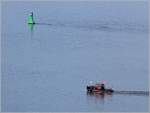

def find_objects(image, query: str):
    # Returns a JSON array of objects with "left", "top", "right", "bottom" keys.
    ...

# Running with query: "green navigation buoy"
[{"left": 28, "top": 12, "right": 35, "bottom": 24}]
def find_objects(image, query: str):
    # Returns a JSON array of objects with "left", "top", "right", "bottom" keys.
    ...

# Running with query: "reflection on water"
[
  {"left": 86, "top": 92, "right": 113, "bottom": 105},
  {"left": 28, "top": 24, "right": 34, "bottom": 31},
  {"left": 28, "top": 24, "right": 34, "bottom": 36}
]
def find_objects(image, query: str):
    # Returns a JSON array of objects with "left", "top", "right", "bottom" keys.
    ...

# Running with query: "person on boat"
[
  {"left": 95, "top": 83, "right": 105, "bottom": 90},
  {"left": 100, "top": 83, "right": 105, "bottom": 90}
]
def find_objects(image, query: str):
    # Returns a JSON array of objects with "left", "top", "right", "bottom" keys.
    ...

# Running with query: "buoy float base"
[{"left": 28, "top": 22, "right": 35, "bottom": 24}]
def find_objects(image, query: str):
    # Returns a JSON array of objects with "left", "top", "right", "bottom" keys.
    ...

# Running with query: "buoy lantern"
[{"left": 28, "top": 12, "right": 35, "bottom": 24}]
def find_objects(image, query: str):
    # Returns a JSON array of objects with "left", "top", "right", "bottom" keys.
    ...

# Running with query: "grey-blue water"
[{"left": 1, "top": 1, "right": 149, "bottom": 112}]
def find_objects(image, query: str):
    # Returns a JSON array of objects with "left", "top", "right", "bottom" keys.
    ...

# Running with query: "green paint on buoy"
[{"left": 28, "top": 12, "right": 35, "bottom": 24}]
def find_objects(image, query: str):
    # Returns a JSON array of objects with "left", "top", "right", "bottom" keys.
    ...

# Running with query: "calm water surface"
[{"left": 1, "top": 1, "right": 149, "bottom": 112}]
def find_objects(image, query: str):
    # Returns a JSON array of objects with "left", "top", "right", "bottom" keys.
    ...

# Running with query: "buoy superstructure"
[{"left": 28, "top": 12, "right": 35, "bottom": 24}]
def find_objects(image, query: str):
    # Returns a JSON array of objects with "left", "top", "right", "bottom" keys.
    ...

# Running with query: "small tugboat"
[{"left": 87, "top": 83, "right": 114, "bottom": 95}]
